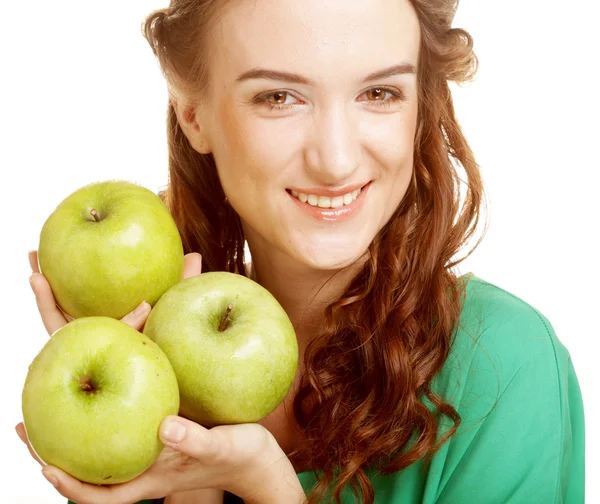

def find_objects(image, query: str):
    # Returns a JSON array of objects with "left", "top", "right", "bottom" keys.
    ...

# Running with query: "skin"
[
  {"left": 179, "top": 0, "right": 420, "bottom": 336},
  {"left": 22, "top": 252, "right": 303, "bottom": 504},
  {"left": 175, "top": 0, "right": 422, "bottom": 481},
  {"left": 19, "top": 0, "right": 422, "bottom": 501}
]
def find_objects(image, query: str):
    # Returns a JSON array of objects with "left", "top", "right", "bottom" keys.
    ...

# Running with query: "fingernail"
[
  {"left": 161, "top": 420, "right": 186, "bottom": 444},
  {"left": 42, "top": 470, "right": 59, "bottom": 488},
  {"left": 133, "top": 301, "right": 150, "bottom": 317}
]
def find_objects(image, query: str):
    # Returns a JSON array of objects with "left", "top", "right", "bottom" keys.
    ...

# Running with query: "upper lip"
[{"left": 287, "top": 181, "right": 369, "bottom": 198}]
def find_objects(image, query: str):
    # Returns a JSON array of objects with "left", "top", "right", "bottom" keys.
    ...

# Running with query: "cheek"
[
  {"left": 363, "top": 110, "right": 417, "bottom": 180},
  {"left": 212, "top": 103, "right": 296, "bottom": 193},
  {"left": 213, "top": 101, "right": 250, "bottom": 172}
]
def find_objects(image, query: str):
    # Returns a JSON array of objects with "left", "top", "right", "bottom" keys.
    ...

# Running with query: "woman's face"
[{"left": 196, "top": 0, "right": 420, "bottom": 271}]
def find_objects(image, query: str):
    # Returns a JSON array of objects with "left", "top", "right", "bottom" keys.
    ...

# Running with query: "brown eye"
[
  {"left": 267, "top": 92, "right": 288, "bottom": 104},
  {"left": 366, "top": 88, "right": 386, "bottom": 101}
]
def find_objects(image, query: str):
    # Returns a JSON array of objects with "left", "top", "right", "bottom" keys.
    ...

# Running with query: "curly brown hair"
[{"left": 142, "top": 1, "right": 486, "bottom": 502}]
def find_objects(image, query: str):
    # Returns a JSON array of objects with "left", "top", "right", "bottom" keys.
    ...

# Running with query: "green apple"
[
  {"left": 38, "top": 180, "right": 184, "bottom": 319},
  {"left": 22, "top": 317, "right": 180, "bottom": 485},
  {"left": 143, "top": 272, "right": 298, "bottom": 426}
]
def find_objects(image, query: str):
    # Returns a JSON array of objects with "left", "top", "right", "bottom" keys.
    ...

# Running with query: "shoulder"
[
  {"left": 426, "top": 275, "right": 585, "bottom": 503},
  {"left": 459, "top": 272, "right": 559, "bottom": 345},
  {"left": 434, "top": 273, "right": 574, "bottom": 423},
  {"left": 455, "top": 273, "right": 570, "bottom": 375}
]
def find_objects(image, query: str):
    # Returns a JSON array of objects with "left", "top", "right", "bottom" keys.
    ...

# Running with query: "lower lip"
[{"left": 287, "top": 182, "right": 372, "bottom": 222}]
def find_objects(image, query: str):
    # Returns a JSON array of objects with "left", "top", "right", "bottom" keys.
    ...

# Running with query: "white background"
[{"left": 1, "top": 1, "right": 598, "bottom": 502}]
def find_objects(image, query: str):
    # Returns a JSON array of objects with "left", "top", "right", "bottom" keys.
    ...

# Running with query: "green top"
[
  {"left": 298, "top": 274, "right": 585, "bottom": 503},
  {"left": 69, "top": 273, "right": 585, "bottom": 503}
]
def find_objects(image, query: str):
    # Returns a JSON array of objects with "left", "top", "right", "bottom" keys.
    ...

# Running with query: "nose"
[{"left": 304, "top": 101, "right": 361, "bottom": 183}]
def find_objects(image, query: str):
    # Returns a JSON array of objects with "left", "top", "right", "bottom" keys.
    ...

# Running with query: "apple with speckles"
[
  {"left": 37, "top": 180, "right": 184, "bottom": 320},
  {"left": 143, "top": 272, "right": 298, "bottom": 427},
  {"left": 21, "top": 317, "right": 180, "bottom": 484}
]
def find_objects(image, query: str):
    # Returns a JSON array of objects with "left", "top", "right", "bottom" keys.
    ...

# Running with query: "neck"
[{"left": 246, "top": 243, "right": 367, "bottom": 344}]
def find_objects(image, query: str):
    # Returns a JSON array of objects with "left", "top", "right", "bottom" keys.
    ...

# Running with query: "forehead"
[{"left": 210, "top": 0, "right": 421, "bottom": 85}]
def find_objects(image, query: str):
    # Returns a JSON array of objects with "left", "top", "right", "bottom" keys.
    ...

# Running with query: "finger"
[
  {"left": 41, "top": 465, "right": 163, "bottom": 504},
  {"left": 29, "top": 251, "right": 73, "bottom": 323},
  {"left": 15, "top": 423, "right": 44, "bottom": 466},
  {"left": 119, "top": 301, "right": 151, "bottom": 331},
  {"left": 159, "top": 416, "right": 219, "bottom": 462},
  {"left": 183, "top": 253, "right": 202, "bottom": 279},
  {"left": 29, "top": 250, "right": 40, "bottom": 273},
  {"left": 41, "top": 466, "right": 109, "bottom": 504},
  {"left": 15, "top": 423, "right": 26, "bottom": 443},
  {"left": 29, "top": 273, "right": 69, "bottom": 336},
  {"left": 159, "top": 419, "right": 272, "bottom": 471}
]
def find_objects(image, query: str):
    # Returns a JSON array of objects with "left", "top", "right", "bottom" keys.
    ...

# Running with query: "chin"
[{"left": 295, "top": 244, "right": 370, "bottom": 272}]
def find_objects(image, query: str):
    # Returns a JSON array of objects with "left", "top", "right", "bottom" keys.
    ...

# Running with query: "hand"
[
  {"left": 17, "top": 416, "right": 302, "bottom": 504},
  {"left": 22, "top": 250, "right": 306, "bottom": 503},
  {"left": 28, "top": 249, "right": 202, "bottom": 335},
  {"left": 164, "top": 488, "right": 224, "bottom": 504}
]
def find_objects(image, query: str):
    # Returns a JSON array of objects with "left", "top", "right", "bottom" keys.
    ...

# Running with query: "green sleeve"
[{"left": 433, "top": 297, "right": 585, "bottom": 504}]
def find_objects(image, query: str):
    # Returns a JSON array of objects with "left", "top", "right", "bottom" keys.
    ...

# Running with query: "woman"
[{"left": 17, "top": 0, "right": 585, "bottom": 502}]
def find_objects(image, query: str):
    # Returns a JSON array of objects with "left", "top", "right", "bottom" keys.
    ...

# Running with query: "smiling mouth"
[{"left": 285, "top": 182, "right": 370, "bottom": 209}]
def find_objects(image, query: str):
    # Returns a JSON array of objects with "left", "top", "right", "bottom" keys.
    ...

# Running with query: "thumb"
[
  {"left": 159, "top": 416, "right": 219, "bottom": 462},
  {"left": 119, "top": 301, "right": 151, "bottom": 331},
  {"left": 183, "top": 253, "right": 202, "bottom": 279}
]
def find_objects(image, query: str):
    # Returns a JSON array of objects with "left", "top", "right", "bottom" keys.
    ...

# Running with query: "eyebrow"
[{"left": 235, "top": 63, "right": 417, "bottom": 85}]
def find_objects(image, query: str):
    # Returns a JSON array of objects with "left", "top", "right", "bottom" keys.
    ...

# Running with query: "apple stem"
[
  {"left": 90, "top": 209, "right": 101, "bottom": 222},
  {"left": 79, "top": 375, "right": 97, "bottom": 393},
  {"left": 218, "top": 303, "right": 234, "bottom": 332}
]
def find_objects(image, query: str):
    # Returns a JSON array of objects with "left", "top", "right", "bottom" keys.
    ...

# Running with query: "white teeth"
[
  {"left": 317, "top": 196, "right": 330, "bottom": 208},
  {"left": 290, "top": 187, "right": 363, "bottom": 208},
  {"left": 330, "top": 196, "right": 344, "bottom": 208}
]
